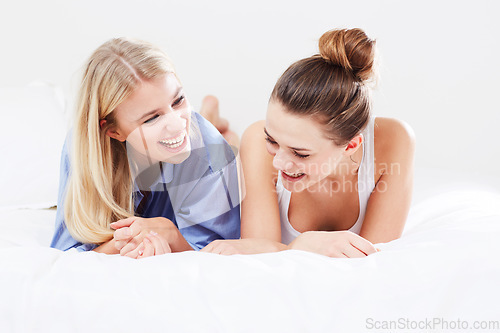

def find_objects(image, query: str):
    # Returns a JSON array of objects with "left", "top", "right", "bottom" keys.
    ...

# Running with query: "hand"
[
  {"left": 200, "top": 238, "right": 286, "bottom": 255},
  {"left": 288, "top": 231, "right": 378, "bottom": 258},
  {"left": 136, "top": 231, "right": 172, "bottom": 259},
  {"left": 110, "top": 216, "right": 183, "bottom": 257},
  {"left": 115, "top": 231, "right": 172, "bottom": 259}
]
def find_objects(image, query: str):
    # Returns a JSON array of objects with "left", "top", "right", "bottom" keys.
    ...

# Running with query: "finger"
[
  {"left": 146, "top": 232, "right": 169, "bottom": 255},
  {"left": 200, "top": 240, "right": 223, "bottom": 254},
  {"left": 323, "top": 248, "right": 347, "bottom": 258},
  {"left": 350, "top": 241, "right": 377, "bottom": 256},
  {"left": 200, "top": 242, "right": 214, "bottom": 253},
  {"left": 126, "top": 221, "right": 146, "bottom": 240},
  {"left": 120, "top": 236, "right": 142, "bottom": 256},
  {"left": 139, "top": 238, "right": 155, "bottom": 258},
  {"left": 341, "top": 245, "right": 367, "bottom": 258},
  {"left": 110, "top": 216, "right": 137, "bottom": 229},
  {"left": 114, "top": 240, "right": 128, "bottom": 251},
  {"left": 125, "top": 242, "right": 145, "bottom": 259},
  {"left": 348, "top": 234, "right": 377, "bottom": 255},
  {"left": 113, "top": 227, "right": 134, "bottom": 241}
]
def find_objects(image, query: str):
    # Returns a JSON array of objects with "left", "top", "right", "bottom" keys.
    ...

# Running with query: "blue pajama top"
[{"left": 50, "top": 112, "right": 240, "bottom": 252}]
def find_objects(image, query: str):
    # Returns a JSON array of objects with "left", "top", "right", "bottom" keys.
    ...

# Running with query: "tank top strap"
[
  {"left": 349, "top": 116, "right": 376, "bottom": 234},
  {"left": 363, "top": 116, "right": 376, "bottom": 191}
]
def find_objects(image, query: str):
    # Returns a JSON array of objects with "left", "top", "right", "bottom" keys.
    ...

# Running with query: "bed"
[{"left": 1, "top": 84, "right": 499, "bottom": 332}]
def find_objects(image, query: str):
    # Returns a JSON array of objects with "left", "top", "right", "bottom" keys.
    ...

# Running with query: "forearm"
[
  {"left": 244, "top": 238, "right": 288, "bottom": 254},
  {"left": 271, "top": 240, "right": 288, "bottom": 252},
  {"left": 169, "top": 230, "right": 194, "bottom": 252},
  {"left": 240, "top": 203, "right": 282, "bottom": 241},
  {"left": 200, "top": 237, "right": 288, "bottom": 255},
  {"left": 93, "top": 239, "right": 120, "bottom": 254},
  {"left": 246, "top": 238, "right": 288, "bottom": 253},
  {"left": 159, "top": 217, "right": 192, "bottom": 252}
]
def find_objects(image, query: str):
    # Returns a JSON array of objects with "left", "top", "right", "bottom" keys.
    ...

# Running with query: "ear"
[
  {"left": 100, "top": 119, "right": 127, "bottom": 142},
  {"left": 344, "top": 134, "right": 363, "bottom": 155}
]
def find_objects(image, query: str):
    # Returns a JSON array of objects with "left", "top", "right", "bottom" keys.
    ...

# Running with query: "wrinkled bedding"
[{"left": 1, "top": 190, "right": 499, "bottom": 332}]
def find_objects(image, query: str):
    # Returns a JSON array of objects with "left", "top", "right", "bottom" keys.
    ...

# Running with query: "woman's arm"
[
  {"left": 358, "top": 117, "right": 416, "bottom": 244},
  {"left": 200, "top": 238, "right": 287, "bottom": 255},
  {"left": 93, "top": 239, "right": 120, "bottom": 254},
  {"left": 240, "top": 121, "right": 282, "bottom": 241},
  {"left": 280, "top": 118, "right": 414, "bottom": 257},
  {"left": 201, "top": 120, "right": 287, "bottom": 255},
  {"left": 201, "top": 120, "right": 291, "bottom": 255}
]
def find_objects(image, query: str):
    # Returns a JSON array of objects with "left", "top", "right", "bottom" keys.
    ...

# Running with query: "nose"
[
  {"left": 164, "top": 111, "right": 187, "bottom": 134},
  {"left": 272, "top": 149, "right": 293, "bottom": 171}
]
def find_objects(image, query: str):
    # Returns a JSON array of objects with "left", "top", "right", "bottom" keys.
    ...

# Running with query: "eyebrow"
[
  {"left": 136, "top": 87, "right": 184, "bottom": 122},
  {"left": 264, "top": 128, "right": 311, "bottom": 152}
]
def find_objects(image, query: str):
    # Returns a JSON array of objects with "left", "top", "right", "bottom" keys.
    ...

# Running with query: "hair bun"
[{"left": 318, "top": 28, "right": 376, "bottom": 82}]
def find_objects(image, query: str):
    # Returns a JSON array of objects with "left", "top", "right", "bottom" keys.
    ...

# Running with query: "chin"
[
  {"left": 282, "top": 178, "right": 309, "bottom": 192},
  {"left": 162, "top": 141, "right": 192, "bottom": 164},
  {"left": 165, "top": 149, "right": 191, "bottom": 164},
  {"left": 283, "top": 175, "right": 325, "bottom": 193}
]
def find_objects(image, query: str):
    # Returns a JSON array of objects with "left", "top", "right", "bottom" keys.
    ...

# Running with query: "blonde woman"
[
  {"left": 50, "top": 38, "right": 240, "bottom": 258},
  {"left": 202, "top": 28, "right": 415, "bottom": 257}
]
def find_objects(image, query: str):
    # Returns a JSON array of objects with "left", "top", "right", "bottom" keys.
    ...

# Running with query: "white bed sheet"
[{"left": 1, "top": 190, "right": 499, "bottom": 332}]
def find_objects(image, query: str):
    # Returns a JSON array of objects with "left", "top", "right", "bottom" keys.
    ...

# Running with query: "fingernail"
[
  {"left": 150, "top": 231, "right": 158, "bottom": 236},
  {"left": 138, "top": 250, "right": 143, "bottom": 256}
]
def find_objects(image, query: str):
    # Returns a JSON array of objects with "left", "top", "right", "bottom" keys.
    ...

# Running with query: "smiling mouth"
[
  {"left": 281, "top": 170, "right": 306, "bottom": 178},
  {"left": 158, "top": 132, "right": 186, "bottom": 149}
]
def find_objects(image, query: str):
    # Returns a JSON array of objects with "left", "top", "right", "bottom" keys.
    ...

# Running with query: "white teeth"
[
  {"left": 159, "top": 133, "right": 186, "bottom": 148},
  {"left": 282, "top": 170, "right": 304, "bottom": 178}
]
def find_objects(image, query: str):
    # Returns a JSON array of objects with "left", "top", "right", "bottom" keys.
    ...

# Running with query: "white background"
[{"left": 1, "top": 0, "right": 499, "bottom": 193}]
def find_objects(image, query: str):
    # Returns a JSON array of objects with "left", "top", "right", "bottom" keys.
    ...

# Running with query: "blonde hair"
[{"left": 65, "top": 38, "right": 175, "bottom": 244}]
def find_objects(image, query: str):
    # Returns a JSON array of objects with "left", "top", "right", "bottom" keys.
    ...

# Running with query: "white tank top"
[{"left": 276, "top": 116, "right": 376, "bottom": 245}]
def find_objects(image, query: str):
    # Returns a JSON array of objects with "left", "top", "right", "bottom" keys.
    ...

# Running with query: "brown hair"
[{"left": 270, "top": 28, "right": 376, "bottom": 146}]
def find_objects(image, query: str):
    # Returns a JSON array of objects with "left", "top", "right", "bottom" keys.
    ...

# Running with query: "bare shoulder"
[
  {"left": 240, "top": 120, "right": 278, "bottom": 179},
  {"left": 373, "top": 117, "right": 416, "bottom": 175},
  {"left": 241, "top": 120, "right": 266, "bottom": 145},
  {"left": 240, "top": 120, "right": 267, "bottom": 159}
]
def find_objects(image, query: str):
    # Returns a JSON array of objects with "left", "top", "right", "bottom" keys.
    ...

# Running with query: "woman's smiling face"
[
  {"left": 265, "top": 100, "right": 355, "bottom": 192},
  {"left": 109, "top": 73, "right": 192, "bottom": 165}
]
